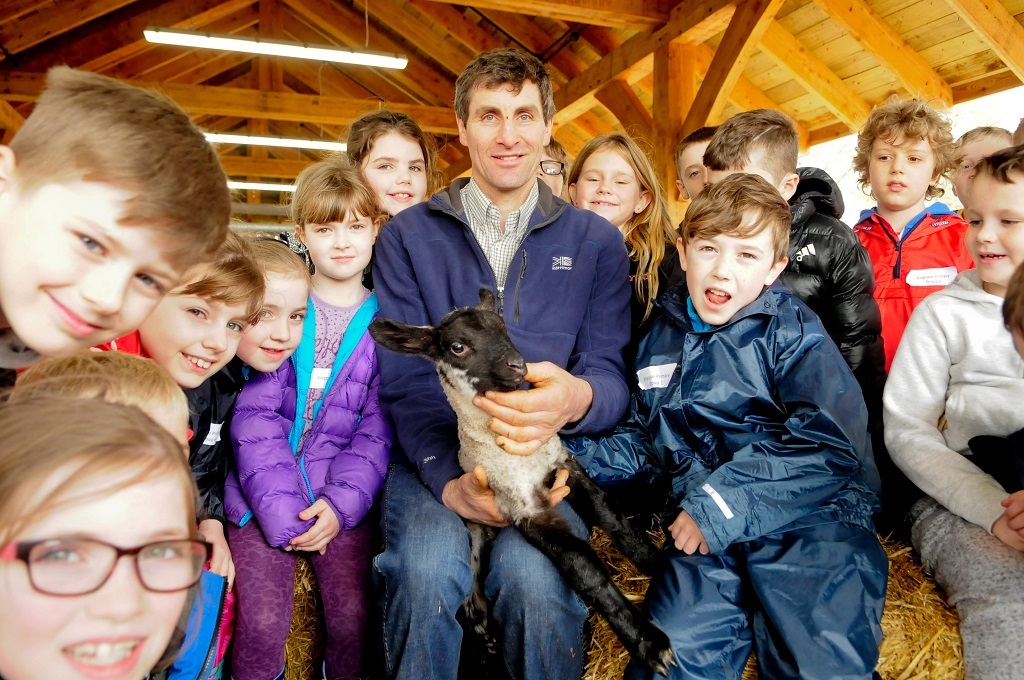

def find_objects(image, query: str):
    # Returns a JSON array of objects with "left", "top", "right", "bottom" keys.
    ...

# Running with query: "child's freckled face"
[
  {"left": 569, "top": 148, "right": 651, "bottom": 232},
  {"left": 964, "top": 172, "right": 1024, "bottom": 297},
  {"left": 236, "top": 273, "right": 310, "bottom": 373},
  {"left": 679, "top": 222, "right": 788, "bottom": 326},
  {"left": 360, "top": 132, "right": 428, "bottom": 217},
  {"left": 0, "top": 179, "right": 181, "bottom": 357},
  {"left": 299, "top": 213, "right": 376, "bottom": 285}
]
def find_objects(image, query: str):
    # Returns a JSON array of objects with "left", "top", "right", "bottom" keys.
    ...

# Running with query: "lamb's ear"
[
  {"left": 369, "top": 319, "right": 440, "bottom": 360},
  {"left": 477, "top": 288, "right": 496, "bottom": 311}
]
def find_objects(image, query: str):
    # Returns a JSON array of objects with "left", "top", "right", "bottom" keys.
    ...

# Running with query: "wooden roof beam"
[
  {"left": 0, "top": 72, "right": 459, "bottom": 134},
  {"left": 811, "top": 0, "right": 950, "bottom": 103},
  {"left": 654, "top": 41, "right": 697, "bottom": 224},
  {"left": 595, "top": 79, "right": 653, "bottom": 140},
  {"left": 0, "top": 0, "right": 136, "bottom": 61},
  {"left": 553, "top": 0, "right": 736, "bottom": 125},
  {"left": 479, "top": 9, "right": 588, "bottom": 82},
  {"left": 219, "top": 155, "right": 312, "bottom": 179},
  {"left": 422, "top": 0, "right": 675, "bottom": 29},
  {"left": 407, "top": 0, "right": 504, "bottom": 55},
  {"left": 682, "top": 0, "right": 785, "bottom": 136},
  {"left": 944, "top": 0, "right": 1024, "bottom": 85},
  {"left": 0, "top": 101, "right": 25, "bottom": 134},
  {"left": 0, "top": 0, "right": 53, "bottom": 26},
  {"left": 759, "top": 21, "right": 871, "bottom": 131},
  {"left": 352, "top": 0, "right": 475, "bottom": 77}
]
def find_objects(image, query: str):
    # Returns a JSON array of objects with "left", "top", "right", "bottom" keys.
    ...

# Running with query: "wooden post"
[{"left": 654, "top": 41, "right": 696, "bottom": 226}]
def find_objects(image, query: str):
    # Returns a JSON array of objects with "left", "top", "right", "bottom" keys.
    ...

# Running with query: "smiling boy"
[
  {"left": 0, "top": 67, "right": 230, "bottom": 370},
  {"left": 569, "top": 173, "right": 886, "bottom": 679},
  {"left": 852, "top": 97, "right": 975, "bottom": 370}
]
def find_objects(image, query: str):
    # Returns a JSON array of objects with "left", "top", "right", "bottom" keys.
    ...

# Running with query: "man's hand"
[
  {"left": 668, "top": 510, "right": 710, "bottom": 555},
  {"left": 1002, "top": 490, "right": 1024, "bottom": 533},
  {"left": 289, "top": 499, "right": 341, "bottom": 554},
  {"left": 442, "top": 466, "right": 510, "bottom": 526},
  {"left": 993, "top": 513, "right": 1024, "bottom": 552},
  {"left": 198, "top": 518, "right": 235, "bottom": 591},
  {"left": 473, "top": 362, "right": 593, "bottom": 456}
]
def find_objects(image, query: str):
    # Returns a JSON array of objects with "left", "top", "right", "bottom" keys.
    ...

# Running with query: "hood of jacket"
[
  {"left": 938, "top": 269, "right": 1001, "bottom": 307},
  {"left": 789, "top": 167, "right": 844, "bottom": 226}
]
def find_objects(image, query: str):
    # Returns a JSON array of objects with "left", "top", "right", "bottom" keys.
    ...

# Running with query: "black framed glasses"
[
  {"left": 539, "top": 160, "right": 564, "bottom": 176},
  {"left": 0, "top": 538, "right": 211, "bottom": 596}
]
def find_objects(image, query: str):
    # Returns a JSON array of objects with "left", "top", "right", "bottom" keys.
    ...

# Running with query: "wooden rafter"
[
  {"left": 479, "top": 9, "right": 588, "bottom": 83},
  {"left": 811, "top": 0, "right": 950, "bottom": 103},
  {"left": 943, "top": 0, "right": 1024, "bottom": 85},
  {"left": 552, "top": 0, "right": 736, "bottom": 125},
  {"left": 0, "top": 0, "right": 135, "bottom": 61},
  {"left": 219, "top": 155, "right": 312, "bottom": 179},
  {"left": 0, "top": 0, "right": 54, "bottom": 26},
  {"left": 0, "top": 100, "right": 25, "bottom": 133},
  {"left": 682, "top": 0, "right": 785, "bottom": 135},
  {"left": 595, "top": 79, "right": 652, "bottom": 139},
  {"left": 759, "top": 21, "right": 871, "bottom": 131},
  {"left": 407, "top": 0, "right": 504, "bottom": 55},
  {"left": 422, "top": 0, "right": 675, "bottom": 29},
  {"left": 353, "top": 0, "right": 475, "bottom": 77},
  {"left": 653, "top": 41, "right": 695, "bottom": 223},
  {"left": 0, "top": 72, "right": 459, "bottom": 133}
]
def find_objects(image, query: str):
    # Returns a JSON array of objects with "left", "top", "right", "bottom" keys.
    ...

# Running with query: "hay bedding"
[{"left": 280, "top": 533, "right": 963, "bottom": 680}]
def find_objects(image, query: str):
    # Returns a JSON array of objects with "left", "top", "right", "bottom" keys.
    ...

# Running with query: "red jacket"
[
  {"left": 94, "top": 331, "right": 144, "bottom": 355},
  {"left": 854, "top": 204, "right": 974, "bottom": 371}
]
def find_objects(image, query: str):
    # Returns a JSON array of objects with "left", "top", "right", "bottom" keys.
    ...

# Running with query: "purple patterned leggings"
[{"left": 227, "top": 517, "right": 375, "bottom": 680}]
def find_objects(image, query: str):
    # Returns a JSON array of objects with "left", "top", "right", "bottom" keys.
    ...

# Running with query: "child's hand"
[
  {"left": 668, "top": 510, "right": 710, "bottom": 555},
  {"left": 289, "top": 499, "right": 340, "bottom": 554},
  {"left": 198, "top": 518, "right": 236, "bottom": 591},
  {"left": 1001, "top": 491, "right": 1024, "bottom": 532},
  {"left": 992, "top": 513, "right": 1024, "bottom": 553},
  {"left": 548, "top": 468, "right": 570, "bottom": 508}
]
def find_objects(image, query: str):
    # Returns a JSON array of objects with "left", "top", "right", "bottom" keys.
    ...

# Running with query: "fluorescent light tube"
[
  {"left": 144, "top": 27, "right": 408, "bottom": 69},
  {"left": 206, "top": 133, "right": 346, "bottom": 152},
  {"left": 228, "top": 181, "right": 297, "bottom": 193}
]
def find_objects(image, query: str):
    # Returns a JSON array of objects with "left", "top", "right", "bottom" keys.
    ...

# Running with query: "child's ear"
[
  {"left": 568, "top": 183, "right": 578, "bottom": 206},
  {"left": 778, "top": 172, "right": 800, "bottom": 202},
  {"left": 634, "top": 190, "right": 653, "bottom": 214},
  {"left": 0, "top": 146, "right": 17, "bottom": 197},
  {"left": 676, "top": 237, "right": 687, "bottom": 271},
  {"left": 764, "top": 256, "right": 789, "bottom": 286},
  {"left": 675, "top": 179, "right": 688, "bottom": 201},
  {"left": 293, "top": 224, "right": 304, "bottom": 243}
]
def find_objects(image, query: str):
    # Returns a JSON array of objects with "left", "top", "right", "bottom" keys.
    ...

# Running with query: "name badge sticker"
[
  {"left": 636, "top": 363, "right": 677, "bottom": 391},
  {"left": 905, "top": 266, "right": 957, "bottom": 287},
  {"left": 310, "top": 367, "right": 331, "bottom": 390},
  {"left": 203, "top": 422, "right": 223, "bottom": 446}
]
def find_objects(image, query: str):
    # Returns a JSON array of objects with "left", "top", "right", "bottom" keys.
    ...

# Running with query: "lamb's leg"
[
  {"left": 560, "top": 456, "right": 663, "bottom": 576},
  {"left": 461, "top": 522, "right": 500, "bottom": 666},
  {"left": 514, "top": 508, "right": 675, "bottom": 677}
]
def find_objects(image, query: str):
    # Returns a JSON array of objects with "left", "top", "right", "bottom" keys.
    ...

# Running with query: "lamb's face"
[{"left": 437, "top": 307, "right": 526, "bottom": 394}]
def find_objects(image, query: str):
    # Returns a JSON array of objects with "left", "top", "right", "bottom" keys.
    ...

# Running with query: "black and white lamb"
[{"left": 370, "top": 289, "right": 674, "bottom": 676}]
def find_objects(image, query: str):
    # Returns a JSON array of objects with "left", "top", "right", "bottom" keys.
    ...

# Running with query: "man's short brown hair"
[
  {"left": 455, "top": 48, "right": 555, "bottom": 125},
  {"left": 680, "top": 173, "right": 791, "bottom": 263},
  {"left": 1005, "top": 263, "right": 1024, "bottom": 340},
  {"left": 853, "top": 96, "right": 959, "bottom": 200},
  {"left": 8, "top": 67, "right": 230, "bottom": 270},
  {"left": 703, "top": 111, "right": 798, "bottom": 185},
  {"left": 175, "top": 231, "right": 265, "bottom": 326},
  {"left": 675, "top": 126, "right": 717, "bottom": 178}
]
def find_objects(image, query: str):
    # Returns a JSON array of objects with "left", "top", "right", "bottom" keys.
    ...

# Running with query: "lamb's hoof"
[{"left": 635, "top": 623, "right": 675, "bottom": 677}]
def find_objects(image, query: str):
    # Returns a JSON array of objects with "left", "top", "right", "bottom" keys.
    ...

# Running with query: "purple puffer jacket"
[{"left": 225, "top": 331, "right": 391, "bottom": 547}]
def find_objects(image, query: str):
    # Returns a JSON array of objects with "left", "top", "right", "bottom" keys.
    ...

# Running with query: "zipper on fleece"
[
  {"left": 196, "top": 582, "right": 228, "bottom": 680},
  {"left": 513, "top": 250, "right": 528, "bottom": 323}
]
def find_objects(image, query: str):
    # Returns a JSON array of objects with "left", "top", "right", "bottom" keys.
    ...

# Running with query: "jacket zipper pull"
[
  {"left": 893, "top": 242, "right": 902, "bottom": 280},
  {"left": 497, "top": 287, "right": 505, "bottom": 316},
  {"left": 514, "top": 251, "right": 527, "bottom": 323}
]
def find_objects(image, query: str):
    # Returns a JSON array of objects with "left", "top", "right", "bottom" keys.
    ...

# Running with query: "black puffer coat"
[{"left": 786, "top": 167, "right": 886, "bottom": 430}]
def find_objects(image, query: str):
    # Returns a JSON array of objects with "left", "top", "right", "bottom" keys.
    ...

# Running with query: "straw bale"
[
  {"left": 284, "top": 555, "right": 326, "bottom": 680},
  {"left": 582, "top": 530, "right": 963, "bottom": 680}
]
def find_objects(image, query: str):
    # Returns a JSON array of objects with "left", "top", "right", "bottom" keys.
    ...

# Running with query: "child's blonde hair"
[
  {"left": 853, "top": 96, "right": 960, "bottom": 200},
  {"left": 290, "top": 154, "right": 388, "bottom": 232},
  {"left": 567, "top": 132, "right": 676, "bottom": 320},
  {"left": 346, "top": 110, "right": 440, "bottom": 195},
  {"left": 957, "top": 126, "right": 1013, "bottom": 149},
  {"left": 249, "top": 239, "right": 312, "bottom": 283},
  {"left": 681, "top": 173, "right": 792, "bottom": 264},
  {"left": 12, "top": 351, "right": 189, "bottom": 435},
  {"left": 7, "top": 67, "right": 230, "bottom": 270},
  {"left": 176, "top": 231, "right": 265, "bottom": 325},
  {"left": 0, "top": 396, "right": 197, "bottom": 546}
]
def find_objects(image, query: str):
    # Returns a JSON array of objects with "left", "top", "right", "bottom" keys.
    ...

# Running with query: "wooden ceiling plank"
[
  {"left": 682, "top": 0, "right": 786, "bottom": 135},
  {"left": 282, "top": 0, "right": 455, "bottom": 105},
  {"left": 758, "top": 21, "right": 871, "bottom": 130},
  {"left": 480, "top": 9, "right": 588, "bottom": 80},
  {"left": 406, "top": 0, "right": 504, "bottom": 55},
  {"left": 811, "top": 0, "right": 950, "bottom": 103},
  {"left": 286, "top": 59, "right": 378, "bottom": 101},
  {"left": 220, "top": 155, "right": 311, "bottom": 178},
  {"left": 0, "top": 0, "right": 135, "bottom": 59},
  {"left": 421, "top": 0, "right": 674, "bottom": 29},
  {"left": 352, "top": 0, "right": 475, "bottom": 77},
  {"left": 0, "top": 0, "right": 54, "bottom": 27},
  {"left": 595, "top": 79, "right": 653, "bottom": 139},
  {"left": 943, "top": 0, "right": 1024, "bottom": 84},
  {"left": 552, "top": 0, "right": 736, "bottom": 126},
  {"left": 0, "top": 100, "right": 25, "bottom": 133},
  {"left": 162, "top": 52, "right": 255, "bottom": 85},
  {"left": 0, "top": 71, "right": 459, "bottom": 133}
]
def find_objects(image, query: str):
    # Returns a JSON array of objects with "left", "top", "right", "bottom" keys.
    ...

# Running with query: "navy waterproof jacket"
[
  {"left": 374, "top": 179, "right": 631, "bottom": 500},
  {"left": 567, "top": 283, "right": 881, "bottom": 553}
]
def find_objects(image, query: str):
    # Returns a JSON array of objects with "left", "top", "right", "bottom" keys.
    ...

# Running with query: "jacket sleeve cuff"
[
  {"left": 562, "top": 374, "right": 627, "bottom": 436},
  {"left": 421, "top": 460, "right": 465, "bottom": 504}
]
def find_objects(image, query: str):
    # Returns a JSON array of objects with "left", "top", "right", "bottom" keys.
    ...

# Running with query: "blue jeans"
[{"left": 373, "top": 462, "right": 589, "bottom": 680}]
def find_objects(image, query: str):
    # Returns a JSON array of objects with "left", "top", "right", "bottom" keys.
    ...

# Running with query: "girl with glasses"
[{"left": 0, "top": 396, "right": 208, "bottom": 680}]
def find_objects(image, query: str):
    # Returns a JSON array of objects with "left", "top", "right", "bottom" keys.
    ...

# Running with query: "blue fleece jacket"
[{"left": 373, "top": 178, "right": 632, "bottom": 500}]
